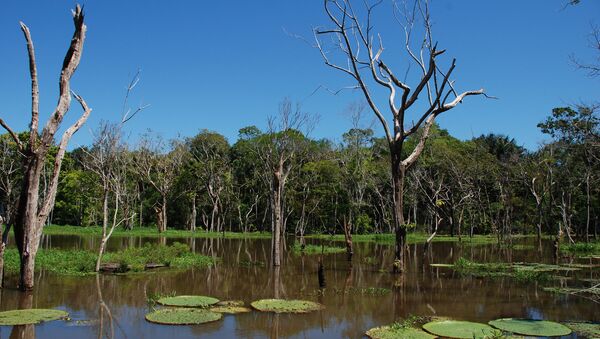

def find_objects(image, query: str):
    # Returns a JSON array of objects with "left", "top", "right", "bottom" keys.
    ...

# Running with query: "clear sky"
[{"left": 0, "top": 1, "right": 598, "bottom": 150}]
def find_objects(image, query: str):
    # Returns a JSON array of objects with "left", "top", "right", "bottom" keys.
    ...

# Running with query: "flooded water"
[{"left": 0, "top": 235, "right": 597, "bottom": 338}]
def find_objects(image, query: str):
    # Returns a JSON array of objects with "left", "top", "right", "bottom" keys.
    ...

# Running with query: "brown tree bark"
[{"left": 2, "top": 6, "right": 90, "bottom": 291}]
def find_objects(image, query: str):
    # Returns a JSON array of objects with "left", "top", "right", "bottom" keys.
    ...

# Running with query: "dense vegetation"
[{"left": 1, "top": 104, "right": 598, "bottom": 241}]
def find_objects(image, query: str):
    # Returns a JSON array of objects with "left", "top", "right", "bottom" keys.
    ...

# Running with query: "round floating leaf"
[
  {"left": 145, "top": 308, "right": 222, "bottom": 325},
  {"left": 563, "top": 321, "right": 600, "bottom": 338},
  {"left": 0, "top": 309, "right": 69, "bottom": 326},
  {"left": 423, "top": 320, "right": 498, "bottom": 339},
  {"left": 429, "top": 264, "right": 454, "bottom": 268},
  {"left": 250, "top": 299, "right": 324, "bottom": 313},
  {"left": 366, "top": 325, "right": 436, "bottom": 339},
  {"left": 210, "top": 306, "right": 252, "bottom": 314},
  {"left": 157, "top": 295, "right": 219, "bottom": 308},
  {"left": 489, "top": 318, "right": 572, "bottom": 337},
  {"left": 215, "top": 300, "right": 245, "bottom": 307}
]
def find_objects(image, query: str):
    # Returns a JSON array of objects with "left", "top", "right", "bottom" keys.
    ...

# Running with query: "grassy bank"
[
  {"left": 561, "top": 240, "right": 600, "bottom": 257},
  {"left": 307, "top": 233, "right": 502, "bottom": 245},
  {"left": 2, "top": 242, "right": 215, "bottom": 276},
  {"left": 43, "top": 225, "right": 271, "bottom": 240}
]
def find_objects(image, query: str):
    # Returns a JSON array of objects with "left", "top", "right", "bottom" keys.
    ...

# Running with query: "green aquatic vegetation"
[
  {"left": 146, "top": 291, "right": 177, "bottom": 307},
  {"left": 250, "top": 299, "right": 324, "bottom": 313},
  {"left": 145, "top": 308, "right": 222, "bottom": 325},
  {"left": 210, "top": 306, "right": 252, "bottom": 314},
  {"left": 239, "top": 260, "right": 265, "bottom": 267},
  {"left": 366, "top": 325, "right": 435, "bottom": 339},
  {"left": 102, "top": 242, "right": 214, "bottom": 271},
  {"left": 292, "top": 244, "right": 345, "bottom": 255},
  {"left": 157, "top": 295, "right": 220, "bottom": 308},
  {"left": 2, "top": 248, "right": 96, "bottom": 276},
  {"left": 43, "top": 225, "right": 272, "bottom": 240},
  {"left": 512, "top": 269, "right": 551, "bottom": 283},
  {"left": 563, "top": 321, "right": 600, "bottom": 338},
  {"left": 215, "top": 300, "right": 245, "bottom": 307},
  {"left": 422, "top": 320, "right": 499, "bottom": 339},
  {"left": 488, "top": 318, "right": 572, "bottom": 337},
  {"left": 0, "top": 309, "right": 69, "bottom": 326},
  {"left": 561, "top": 240, "right": 600, "bottom": 256},
  {"left": 4, "top": 243, "right": 214, "bottom": 276}
]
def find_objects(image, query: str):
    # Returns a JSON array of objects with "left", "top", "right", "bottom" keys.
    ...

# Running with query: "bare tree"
[
  {"left": 83, "top": 72, "right": 146, "bottom": 271},
  {"left": 314, "top": 0, "right": 486, "bottom": 271},
  {"left": 135, "top": 134, "right": 185, "bottom": 232},
  {"left": 0, "top": 5, "right": 90, "bottom": 290},
  {"left": 258, "top": 99, "right": 313, "bottom": 266}
]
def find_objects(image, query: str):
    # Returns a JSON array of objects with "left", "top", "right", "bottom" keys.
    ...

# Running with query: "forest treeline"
[{"left": 1, "top": 102, "right": 598, "bottom": 241}]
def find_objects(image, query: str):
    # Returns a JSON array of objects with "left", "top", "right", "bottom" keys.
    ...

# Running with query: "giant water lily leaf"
[
  {"left": 145, "top": 308, "right": 222, "bottom": 325},
  {"left": 488, "top": 318, "right": 571, "bottom": 337},
  {"left": 366, "top": 325, "right": 436, "bottom": 339},
  {"left": 422, "top": 320, "right": 498, "bottom": 339},
  {"left": 156, "top": 295, "right": 219, "bottom": 308},
  {"left": 0, "top": 309, "right": 69, "bottom": 326},
  {"left": 250, "top": 299, "right": 323, "bottom": 313}
]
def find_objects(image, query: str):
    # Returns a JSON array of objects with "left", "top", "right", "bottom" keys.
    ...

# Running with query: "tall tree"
[
  {"left": 314, "top": 0, "right": 485, "bottom": 271},
  {"left": 0, "top": 5, "right": 90, "bottom": 290}
]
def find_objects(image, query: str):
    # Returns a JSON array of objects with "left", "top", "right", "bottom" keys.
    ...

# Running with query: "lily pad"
[
  {"left": 215, "top": 300, "right": 245, "bottom": 307},
  {"left": 489, "top": 318, "right": 572, "bottom": 337},
  {"left": 422, "top": 320, "right": 498, "bottom": 338},
  {"left": 210, "top": 306, "right": 252, "bottom": 314},
  {"left": 145, "top": 308, "right": 222, "bottom": 325},
  {"left": 156, "top": 295, "right": 219, "bottom": 308},
  {"left": 0, "top": 309, "right": 69, "bottom": 326},
  {"left": 429, "top": 263, "right": 454, "bottom": 268},
  {"left": 563, "top": 321, "right": 600, "bottom": 339},
  {"left": 250, "top": 299, "right": 324, "bottom": 313},
  {"left": 366, "top": 325, "right": 435, "bottom": 339}
]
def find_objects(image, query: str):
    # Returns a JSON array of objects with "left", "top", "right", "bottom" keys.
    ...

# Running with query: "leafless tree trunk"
[
  {"left": 314, "top": 0, "right": 486, "bottom": 272},
  {"left": 0, "top": 5, "right": 90, "bottom": 290},
  {"left": 257, "top": 99, "right": 313, "bottom": 266}
]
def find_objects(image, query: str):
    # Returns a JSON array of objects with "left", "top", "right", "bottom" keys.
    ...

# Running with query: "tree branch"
[{"left": 0, "top": 118, "right": 23, "bottom": 152}]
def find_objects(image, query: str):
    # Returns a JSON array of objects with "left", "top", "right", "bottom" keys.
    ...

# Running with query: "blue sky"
[{"left": 0, "top": 0, "right": 598, "bottom": 150}]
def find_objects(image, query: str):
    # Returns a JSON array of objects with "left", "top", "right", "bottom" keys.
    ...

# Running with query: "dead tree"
[
  {"left": 258, "top": 99, "right": 312, "bottom": 266},
  {"left": 314, "top": 0, "right": 486, "bottom": 272},
  {"left": 135, "top": 134, "right": 185, "bottom": 232},
  {"left": 0, "top": 5, "right": 91, "bottom": 290},
  {"left": 83, "top": 72, "right": 145, "bottom": 271}
]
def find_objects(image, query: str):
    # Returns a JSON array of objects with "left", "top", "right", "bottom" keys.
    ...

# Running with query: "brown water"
[{"left": 0, "top": 235, "right": 598, "bottom": 338}]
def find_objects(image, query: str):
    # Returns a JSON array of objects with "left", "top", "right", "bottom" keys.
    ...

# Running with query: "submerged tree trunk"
[
  {"left": 392, "top": 161, "right": 407, "bottom": 273},
  {"left": 342, "top": 216, "right": 353, "bottom": 260},
  {"left": 272, "top": 173, "right": 283, "bottom": 267}
]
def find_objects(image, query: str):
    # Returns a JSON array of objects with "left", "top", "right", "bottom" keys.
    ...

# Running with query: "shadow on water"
[{"left": 0, "top": 234, "right": 597, "bottom": 338}]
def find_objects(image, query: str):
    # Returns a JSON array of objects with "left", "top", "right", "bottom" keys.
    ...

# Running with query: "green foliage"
[
  {"left": 488, "top": 318, "right": 572, "bottom": 337},
  {"left": 0, "top": 309, "right": 69, "bottom": 326},
  {"left": 292, "top": 243, "right": 346, "bottom": 255},
  {"left": 422, "top": 320, "right": 499, "bottom": 339},
  {"left": 102, "top": 242, "right": 214, "bottom": 271},
  {"left": 145, "top": 308, "right": 222, "bottom": 325},
  {"left": 3, "top": 243, "right": 213, "bottom": 276},
  {"left": 156, "top": 295, "right": 220, "bottom": 308},
  {"left": 561, "top": 240, "right": 600, "bottom": 256},
  {"left": 250, "top": 299, "right": 324, "bottom": 313}
]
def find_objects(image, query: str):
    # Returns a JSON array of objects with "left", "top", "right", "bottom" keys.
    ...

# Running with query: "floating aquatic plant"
[
  {"left": 422, "top": 320, "right": 498, "bottom": 339},
  {"left": 366, "top": 325, "right": 435, "bottom": 339},
  {"left": 563, "top": 321, "right": 600, "bottom": 338},
  {"left": 145, "top": 308, "right": 222, "bottom": 325},
  {"left": 157, "top": 295, "right": 220, "bottom": 308},
  {"left": 250, "top": 299, "right": 324, "bottom": 313},
  {"left": 488, "top": 318, "right": 572, "bottom": 337},
  {"left": 0, "top": 309, "right": 69, "bottom": 326},
  {"left": 210, "top": 306, "right": 252, "bottom": 314}
]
